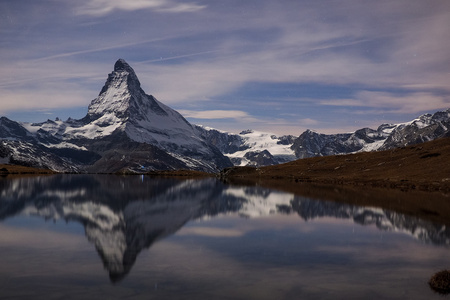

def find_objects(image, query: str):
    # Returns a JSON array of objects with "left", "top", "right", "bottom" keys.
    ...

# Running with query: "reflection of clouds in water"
[
  {"left": 141, "top": 216, "right": 450, "bottom": 300},
  {"left": 0, "top": 223, "right": 102, "bottom": 282},
  {"left": 332, "top": 240, "right": 450, "bottom": 266},
  {"left": 177, "top": 227, "right": 245, "bottom": 238},
  {"left": 1, "top": 174, "right": 450, "bottom": 297},
  {"left": 139, "top": 240, "right": 303, "bottom": 299},
  {"left": 0, "top": 223, "right": 85, "bottom": 249}
]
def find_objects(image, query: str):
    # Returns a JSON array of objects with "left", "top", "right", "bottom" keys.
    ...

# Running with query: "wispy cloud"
[
  {"left": 298, "top": 118, "right": 320, "bottom": 126},
  {"left": 178, "top": 110, "right": 250, "bottom": 120},
  {"left": 0, "top": 87, "right": 94, "bottom": 114},
  {"left": 32, "top": 37, "right": 178, "bottom": 62},
  {"left": 320, "top": 91, "right": 450, "bottom": 114},
  {"left": 1, "top": 0, "right": 449, "bottom": 133},
  {"left": 137, "top": 50, "right": 220, "bottom": 64},
  {"left": 76, "top": 0, "right": 206, "bottom": 16}
]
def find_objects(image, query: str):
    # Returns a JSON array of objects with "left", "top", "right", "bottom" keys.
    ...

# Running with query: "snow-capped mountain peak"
[
  {"left": 56, "top": 58, "right": 200, "bottom": 149},
  {"left": 74, "top": 59, "right": 233, "bottom": 171},
  {"left": 86, "top": 59, "right": 166, "bottom": 122},
  {"left": 0, "top": 59, "right": 233, "bottom": 173}
]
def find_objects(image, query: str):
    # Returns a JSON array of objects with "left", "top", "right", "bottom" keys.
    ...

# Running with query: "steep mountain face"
[
  {"left": 81, "top": 59, "right": 203, "bottom": 149},
  {"left": 290, "top": 126, "right": 392, "bottom": 159},
  {"left": 0, "top": 117, "right": 33, "bottom": 141},
  {"left": 378, "top": 110, "right": 450, "bottom": 150},
  {"left": 0, "top": 59, "right": 232, "bottom": 173}
]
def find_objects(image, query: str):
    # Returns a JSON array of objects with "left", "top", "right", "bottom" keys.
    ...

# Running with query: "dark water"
[{"left": 0, "top": 174, "right": 449, "bottom": 299}]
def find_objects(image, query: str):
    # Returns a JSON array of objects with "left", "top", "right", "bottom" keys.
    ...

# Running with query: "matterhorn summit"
[
  {"left": 0, "top": 59, "right": 233, "bottom": 173},
  {"left": 83, "top": 59, "right": 206, "bottom": 150},
  {"left": 87, "top": 59, "right": 168, "bottom": 122},
  {"left": 75, "top": 59, "right": 233, "bottom": 172},
  {"left": 87, "top": 58, "right": 146, "bottom": 120}
]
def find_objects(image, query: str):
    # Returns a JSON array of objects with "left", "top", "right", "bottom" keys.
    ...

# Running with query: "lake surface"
[{"left": 0, "top": 174, "right": 449, "bottom": 299}]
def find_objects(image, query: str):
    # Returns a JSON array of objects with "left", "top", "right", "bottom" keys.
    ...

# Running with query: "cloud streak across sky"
[
  {"left": 0, "top": 0, "right": 449, "bottom": 134},
  {"left": 76, "top": 0, "right": 206, "bottom": 16}
]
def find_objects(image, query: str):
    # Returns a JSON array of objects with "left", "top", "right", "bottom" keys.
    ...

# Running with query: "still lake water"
[{"left": 0, "top": 174, "right": 449, "bottom": 299}]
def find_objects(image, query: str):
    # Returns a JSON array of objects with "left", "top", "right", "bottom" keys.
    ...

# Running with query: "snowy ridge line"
[
  {"left": 0, "top": 59, "right": 449, "bottom": 171},
  {"left": 197, "top": 108, "right": 450, "bottom": 166}
]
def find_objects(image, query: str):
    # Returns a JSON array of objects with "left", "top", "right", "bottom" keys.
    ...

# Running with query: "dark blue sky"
[{"left": 1, "top": 0, "right": 449, "bottom": 134}]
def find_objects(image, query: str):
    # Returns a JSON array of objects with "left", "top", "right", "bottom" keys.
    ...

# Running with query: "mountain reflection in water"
[{"left": 0, "top": 174, "right": 449, "bottom": 283}]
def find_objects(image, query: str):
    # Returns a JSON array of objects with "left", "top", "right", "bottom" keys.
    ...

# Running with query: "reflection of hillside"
[
  {"left": 291, "top": 197, "right": 450, "bottom": 245},
  {"left": 0, "top": 175, "right": 449, "bottom": 282}
]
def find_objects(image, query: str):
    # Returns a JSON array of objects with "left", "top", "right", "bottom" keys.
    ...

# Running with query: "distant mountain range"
[
  {"left": 199, "top": 109, "right": 450, "bottom": 166},
  {"left": 0, "top": 59, "right": 449, "bottom": 172}
]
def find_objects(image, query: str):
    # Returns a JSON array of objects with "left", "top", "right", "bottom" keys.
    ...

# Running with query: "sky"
[{"left": 1, "top": 0, "right": 449, "bottom": 135}]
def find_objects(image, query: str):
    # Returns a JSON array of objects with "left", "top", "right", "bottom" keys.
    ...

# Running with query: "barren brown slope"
[
  {"left": 222, "top": 137, "right": 450, "bottom": 192},
  {"left": 0, "top": 164, "right": 57, "bottom": 176}
]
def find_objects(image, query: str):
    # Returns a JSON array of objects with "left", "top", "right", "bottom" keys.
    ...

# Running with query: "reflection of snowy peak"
[
  {"left": 0, "top": 175, "right": 242, "bottom": 282},
  {"left": 0, "top": 59, "right": 232, "bottom": 173},
  {"left": 224, "top": 186, "right": 294, "bottom": 218},
  {"left": 0, "top": 175, "right": 449, "bottom": 282}
]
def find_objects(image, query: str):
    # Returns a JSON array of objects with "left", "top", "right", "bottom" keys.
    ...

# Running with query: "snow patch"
[
  {"left": 222, "top": 130, "right": 296, "bottom": 165},
  {"left": 225, "top": 187, "right": 294, "bottom": 218}
]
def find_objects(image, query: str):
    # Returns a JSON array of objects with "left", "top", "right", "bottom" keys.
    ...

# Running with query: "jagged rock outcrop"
[{"left": 289, "top": 110, "right": 450, "bottom": 159}]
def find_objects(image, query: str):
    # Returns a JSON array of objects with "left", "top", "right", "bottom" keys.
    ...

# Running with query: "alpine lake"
[{"left": 1, "top": 174, "right": 449, "bottom": 299}]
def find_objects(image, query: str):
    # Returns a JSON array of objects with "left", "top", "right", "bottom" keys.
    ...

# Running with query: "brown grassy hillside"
[
  {"left": 0, "top": 164, "right": 57, "bottom": 176},
  {"left": 221, "top": 137, "right": 450, "bottom": 225},
  {"left": 222, "top": 137, "right": 450, "bottom": 192}
]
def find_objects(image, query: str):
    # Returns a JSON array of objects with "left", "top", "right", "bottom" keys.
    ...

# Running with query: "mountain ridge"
[
  {"left": 0, "top": 59, "right": 449, "bottom": 172},
  {"left": 197, "top": 108, "right": 450, "bottom": 166}
]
